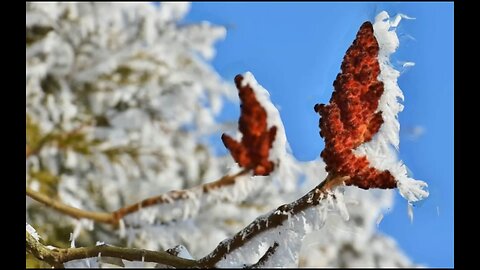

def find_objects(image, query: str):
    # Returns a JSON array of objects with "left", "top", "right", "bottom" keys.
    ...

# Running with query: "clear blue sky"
[{"left": 183, "top": 2, "right": 454, "bottom": 267}]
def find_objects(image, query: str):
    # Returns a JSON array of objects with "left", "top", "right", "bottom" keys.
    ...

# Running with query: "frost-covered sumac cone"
[
  {"left": 221, "top": 74, "right": 277, "bottom": 176},
  {"left": 315, "top": 12, "right": 428, "bottom": 203},
  {"left": 315, "top": 22, "right": 393, "bottom": 189}
]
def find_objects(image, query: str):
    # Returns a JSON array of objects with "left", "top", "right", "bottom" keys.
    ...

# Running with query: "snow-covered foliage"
[
  {"left": 26, "top": 2, "right": 423, "bottom": 268},
  {"left": 26, "top": 1, "right": 235, "bottom": 249}
]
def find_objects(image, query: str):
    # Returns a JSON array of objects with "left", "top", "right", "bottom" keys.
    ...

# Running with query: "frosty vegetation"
[{"left": 26, "top": 2, "right": 427, "bottom": 268}]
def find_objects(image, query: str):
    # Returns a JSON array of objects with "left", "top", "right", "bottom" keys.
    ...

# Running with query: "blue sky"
[{"left": 183, "top": 2, "right": 453, "bottom": 267}]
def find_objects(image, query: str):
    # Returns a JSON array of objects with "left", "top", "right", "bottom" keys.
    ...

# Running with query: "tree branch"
[
  {"left": 113, "top": 169, "right": 249, "bottom": 220},
  {"left": 27, "top": 173, "right": 346, "bottom": 268},
  {"left": 198, "top": 174, "right": 347, "bottom": 267},
  {"left": 248, "top": 242, "right": 279, "bottom": 268},
  {"left": 26, "top": 187, "right": 116, "bottom": 224},
  {"left": 26, "top": 231, "right": 198, "bottom": 268},
  {"left": 26, "top": 169, "right": 250, "bottom": 225}
]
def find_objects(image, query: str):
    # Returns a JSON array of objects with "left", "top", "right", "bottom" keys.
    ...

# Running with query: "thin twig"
[
  {"left": 27, "top": 169, "right": 251, "bottom": 225},
  {"left": 113, "top": 169, "right": 249, "bottom": 220},
  {"left": 26, "top": 231, "right": 198, "bottom": 268},
  {"left": 26, "top": 187, "right": 116, "bottom": 224},
  {"left": 248, "top": 242, "right": 279, "bottom": 268},
  {"left": 198, "top": 174, "right": 347, "bottom": 267}
]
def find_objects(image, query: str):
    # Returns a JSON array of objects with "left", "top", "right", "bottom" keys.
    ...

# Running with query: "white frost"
[
  {"left": 170, "top": 245, "right": 194, "bottom": 259},
  {"left": 64, "top": 257, "right": 99, "bottom": 268},
  {"left": 69, "top": 232, "right": 76, "bottom": 248},
  {"left": 402, "top": 62, "right": 415, "bottom": 68},
  {"left": 407, "top": 203, "right": 414, "bottom": 223},
  {"left": 157, "top": 2, "right": 190, "bottom": 22},
  {"left": 238, "top": 72, "right": 302, "bottom": 193},
  {"left": 333, "top": 188, "right": 350, "bottom": 221},
  {"left": 216, "top": 192, "right": 347, "bottom": 268},
  {"left": 353, "top": 11, "right": 429, "bottom": 204},
  {"left": 376, "top": 213, "right": 384, "bottom": 227},
  {"left": 26, "top": 223, "right": 41, "bottom": 241}
]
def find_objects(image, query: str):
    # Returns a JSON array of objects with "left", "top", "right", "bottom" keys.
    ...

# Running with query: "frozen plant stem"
[
  {"left": 26, "top": 187, "right": 115, "bottom": 224},
  {"left": 198, "top": 174, "right": 347, "bottom": 267},
  {"left": 248, "top": 242, "right": 279, "bottom": 268},
  {"left": 26, "top": 169, "right": 250, "bottom": 226},
  {"left": 26, "top": 174, "right": 346, "bottom": 268},
  {"left": 113, "top": 169, "right": 249, "bottom": 220},
  {"left": 26, "top": 231, "right": 198, "bottom": 268}
]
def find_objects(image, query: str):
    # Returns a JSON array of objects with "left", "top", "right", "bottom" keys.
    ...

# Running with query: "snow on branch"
[
  {"left": 26, "top": 187, "right": 115, "bottom": 224},
  {"left": 247, "top": 242, "right": 279, "bottom": 268},
  {"left": 113, "top": 168, "right": 251, "bottom": 224},
  {"left": 26, "top": 229, "right": 197, "bottom": 268},
  {"left": 314, "top": 12, "right": 428, "bottom": 203},
  {"left": 197, "top": 174, "right": 347, "bottom": 267},
  {"left": 26, "top": 168, "right": 251, "bottom": 226},
  {"left": 26, "top": 223, "right": 41, "bottom": 242},
  {"left": 27, "top": 174, "right": 346, "bottom": 268}
]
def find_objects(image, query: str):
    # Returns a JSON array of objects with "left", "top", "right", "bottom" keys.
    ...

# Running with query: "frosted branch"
[
  {"left": 112, "top": 169, "right": 249, "bottom": 220},
  {"left": 26, "top": 169, "right": 250, "bottom": 225},
  {"left": 26, "top": 231, "right": 198, "bottom": 268},
  {"left": 26, "top": 187, "right": 115, "bottom": 224},
  {"left": 28, "top": 174, "right": 346, "bottom": 268},
  {"left": 248, "top": 242, "right": 279, "bottom": 268},
  {"left": 198, "top": 174, "right": 347, "bottom": 267}
]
